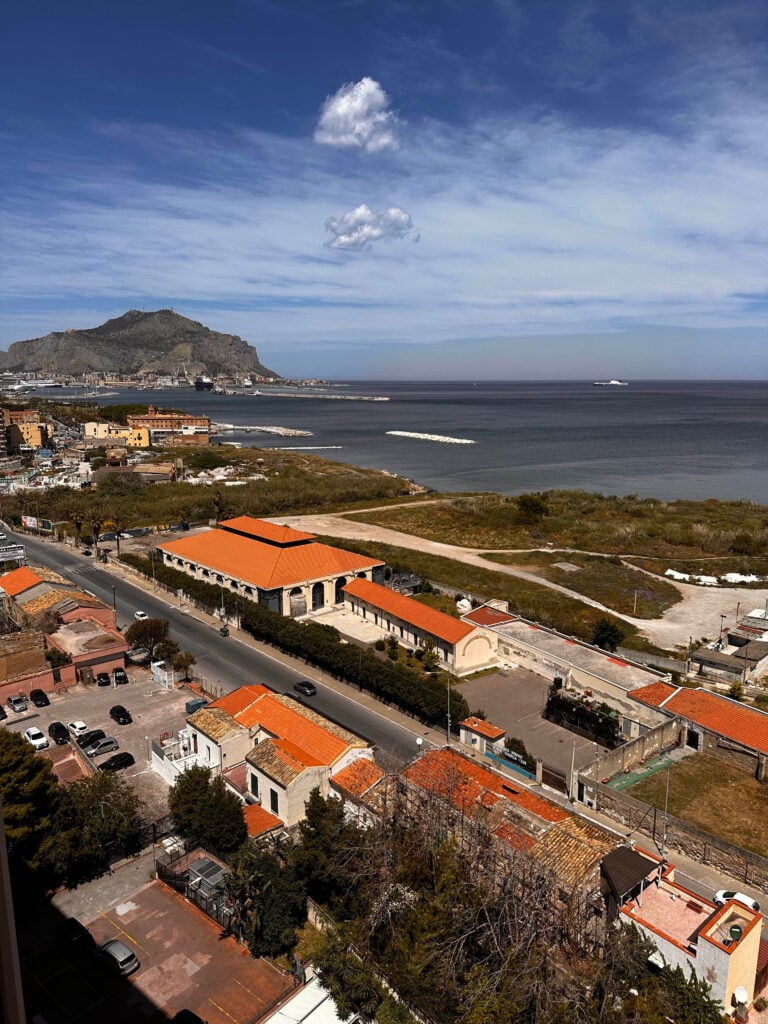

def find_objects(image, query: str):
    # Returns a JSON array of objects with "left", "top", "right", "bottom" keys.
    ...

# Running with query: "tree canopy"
[
  {"left": 168, "top": 766, "right": 247, "bottom": 855},
  {"left": 0, "top": 728, "right": 59, "bottom": 880},
  {"left": 224, "top": 843, "right": 307, "bottom": 959}
]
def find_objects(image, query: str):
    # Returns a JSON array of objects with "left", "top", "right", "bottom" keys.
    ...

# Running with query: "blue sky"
[{"left": 2, "top": 0, "right": 768, "bottom": 378}]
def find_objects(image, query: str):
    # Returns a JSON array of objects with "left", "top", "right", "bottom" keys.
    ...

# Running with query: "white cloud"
[
  {"left": 314, "top": 77, "right": 400, "bottom": 152},
  {"left": 325, "top": 204, "right": 415, "bottom": 250}
]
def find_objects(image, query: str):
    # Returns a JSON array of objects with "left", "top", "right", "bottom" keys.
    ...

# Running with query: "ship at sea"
[
  {"left": 593, "top": 379, "right": 629, "bottom": 386},
  {"left": 194, "top": 375, "right": 214, "bottom": 391}
]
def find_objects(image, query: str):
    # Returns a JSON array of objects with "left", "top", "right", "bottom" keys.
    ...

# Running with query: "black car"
[
  {"left": 96, "top": 672, "right": 111, "bottom": 687},
  {"left": 29, "top": 689, "right": 51, "bottom": 708},
  {"left": 76, "top": 728, "right": 105, "bottom": 749},
  {"left": 99, "top": 752, "right": 135, "bottom": 772},
  {"left": 109, "top": 704, "right": 132, "bottom": 725},
  {"left": 48, "top": 721, "right": 70, "bottom": 745},
  {"left": 81, "top": 548, "right": 92, "bottom": 556},
  {"left": 293, "top": 680, "right": 317, "bottom": 697},
  {"left": 113, "top": 668, "right": 129, "bottom": 685},
  {"left": 0, "top": 704, "right": 6, "bottom": 721}
]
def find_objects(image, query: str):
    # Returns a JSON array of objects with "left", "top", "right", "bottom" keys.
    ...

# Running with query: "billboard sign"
[
  {"left": 21, "top": 515, "right": 38, "bottom": 529},
  {"left": 0, "top": 544, "right": 26, "bottom": 563}
]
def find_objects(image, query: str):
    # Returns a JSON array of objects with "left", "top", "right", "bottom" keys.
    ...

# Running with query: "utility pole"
[
  {"left": 445, "top": 673, "right": 451, "bottom": 747},
  {"left": 661, "top": 765, "right": 671, "bottom": 857}
]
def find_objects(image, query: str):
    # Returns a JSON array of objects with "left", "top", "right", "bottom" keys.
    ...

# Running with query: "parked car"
[
  {"left": 134, "top": 610, "right": 148, "bottom": 621},
  {"left": 24, "top": 727, "right": 49, "bottom": 750},
  {"left": 29, "top": 689, "right": 51, "bottom": 707},
  {"left": 77, "top": 728, "right": 106, "bottom": 749},
  {"left": 714, "top": 890, "right": 761, "bottom": 912},
  {"left": 67, "top": 720, "right": 89, "bottom": 736},
  {"left": 7, "top": 694, "right": 28, "bottom": 713},
  {"left": 109, "top": 704, "right": 132, "bottom": 725},
  {"left": 293, "top": 680, "right": 317, "bottom": 697},
  {"left": 48, "top": 721, "right": 70, "bottom": 745},
  {"left": 96, "top": 672, "right": 111, "bottom": 687},
  {"left": 85, "top": 737, "right": 119, "bottom": 757},
  {"left": 99, "top": 752, "right": 135, "bottom": 772},
  {"left": 0, "top": 704, "right": 7, "bottom": 721},
  {"left": 113, "top": 667, "right": 129, "bottom": 685},
  {"left": 98, "top": 939, "right": 140, "bottom": 976}
]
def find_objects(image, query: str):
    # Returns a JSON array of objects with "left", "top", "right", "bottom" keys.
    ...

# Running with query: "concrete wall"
[
  {"left": 0, "top": 630, "right": 48, "bottom": 682},
  {"left": 579, "top": 719, "right": 683, "bottom": 785}
]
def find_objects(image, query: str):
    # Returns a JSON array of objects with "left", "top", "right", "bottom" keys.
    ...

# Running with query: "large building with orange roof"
[
  {"left": 342, "top": 577, "right": 498, "bottom": 675},
  {"left": 157, "top": 516, "right": 383, "bottom": 617}
]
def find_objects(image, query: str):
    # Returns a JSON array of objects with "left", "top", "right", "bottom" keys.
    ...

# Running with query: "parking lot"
[
  {"left": 2, "top": 672, "right": 193, "bottom": 819},
  {"left": 457, "top": 667, "right": 604, "bottom": 774}
]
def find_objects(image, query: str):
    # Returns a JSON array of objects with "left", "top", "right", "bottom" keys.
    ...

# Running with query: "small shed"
[{"left": 459, "top": 716, "right": 506, "bottom": 755}]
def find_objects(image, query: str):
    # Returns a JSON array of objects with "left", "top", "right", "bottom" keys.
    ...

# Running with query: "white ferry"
[{"left": 592, "top": 379, "right": 629, "bottom": 386}]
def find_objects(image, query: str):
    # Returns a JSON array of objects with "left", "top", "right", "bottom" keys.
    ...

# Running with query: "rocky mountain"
[{"left": 1, "top": 309, "right": 280, "bottom": 377}]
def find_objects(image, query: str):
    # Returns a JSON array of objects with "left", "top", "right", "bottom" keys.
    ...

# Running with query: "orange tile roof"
[
  {"left": 343, "top": 578, "right": 475, "bottom": 645},
  {"left": 493, "top": 820, "right": 536, "bottom": 852},
  {"left": 236, "top": 693, "right": 355, "bottom": 765},
  {"left": 243, "top": 803, "right": 283, "bottom": 838},
  {"left": 461, "top": 716, "right": 506, "bottom": 741},
  {"left": 331, "top": 757, "right": 384, "bottom": 798},
  {"left": 158, "top": 529, "right": 381, "bottom": 590},
  {"left": 221, "top": 516, "right": 315, "bottom": 545},
  {"left": 633, "top": 684, "right": 768, "bottom": 756},
  {"left": 212, "top": 684, "right": 272, "bottom": 716},
  {"left": 273, "top": 737, "right": 324, "bottom": 768},
  {"left": 630, "top": 682, "right": 677, "bottom": 708},
  {"left": 404, "top": 749, "right": 570, "bottom": 825},
  {"left": 0, "top": 566, "right": 43, "bottom": 597},
  {"left": 463, "top": 605, "right": 515, "bottom": 627}
]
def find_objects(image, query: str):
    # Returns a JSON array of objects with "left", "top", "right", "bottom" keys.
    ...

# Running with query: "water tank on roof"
[{"left": 456, "top": 598, "right": 472, "bottom": 614}]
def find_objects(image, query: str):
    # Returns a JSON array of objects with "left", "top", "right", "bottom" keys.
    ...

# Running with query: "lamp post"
[
  {"left": 742, "top": 641, "right": 751, "bottom": 685},
  {"left": 111, "top": 584, "right": 116, "bottom": 618},
  {"left": 719, "top": 613, "right": 726, "bottom": 637},
  {"left": 445, "top": 672, "right": 451, "bottom": 747},
  {"left": 220, "top": 581, "right": 226, "bottom": 622}
]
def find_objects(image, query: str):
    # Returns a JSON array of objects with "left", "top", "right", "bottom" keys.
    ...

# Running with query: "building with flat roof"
[
  {"left": 158, "top": 516, "right": 384, "bottom": 617},
  {"left": 343, "top": 578, "right": 498, "bottom": 675}
]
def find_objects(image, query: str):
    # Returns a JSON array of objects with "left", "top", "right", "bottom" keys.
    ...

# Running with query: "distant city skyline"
[{"left": 3, "top": 0, "right": 768, "bottom": 379}]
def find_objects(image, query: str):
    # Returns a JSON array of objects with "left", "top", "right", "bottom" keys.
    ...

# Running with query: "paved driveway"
[{"left": 458, "top": 667, "right": 603, "bottom": 773}]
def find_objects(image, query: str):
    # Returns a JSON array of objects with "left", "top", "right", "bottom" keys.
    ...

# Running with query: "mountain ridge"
[{"left": 0, "top": 309, "right": 280, "bottom": 377}]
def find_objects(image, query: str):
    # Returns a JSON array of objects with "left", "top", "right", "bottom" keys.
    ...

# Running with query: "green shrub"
[{"left": 374, "top": 638, "right": 386, "bottom": 651}]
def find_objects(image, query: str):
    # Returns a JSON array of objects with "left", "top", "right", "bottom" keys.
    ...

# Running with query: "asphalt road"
[{"left": 9, "top": 528, "right": 423, "bottom": 762}]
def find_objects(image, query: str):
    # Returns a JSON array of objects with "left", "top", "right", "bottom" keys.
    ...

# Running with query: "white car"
[
  {"left": 24, "top": 727, "right": 49, "bottom": 751},
  {"left": 67, "top": 720, "right": 89, "bottom": 736},
  {"left": 714, "top": 890, "right": 760, "bottom": 912},
  {"left": 134, "top": 611, "right": 149, "bottom": 621}
]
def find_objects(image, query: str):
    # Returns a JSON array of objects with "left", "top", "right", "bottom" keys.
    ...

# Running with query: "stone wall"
[
  {"left": 580, "top": 719, "right": 683, "bottom": 783},
  {"left": 616, "top": 647, "right": 687, "bottom": 675},
  {"left": 578, "top": 779, "right": 768, "bottom": 891}
]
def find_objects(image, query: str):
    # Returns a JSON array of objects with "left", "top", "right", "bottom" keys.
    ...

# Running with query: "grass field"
[
  {"left": 484, "top": 551, "right": 682, "bottom": 618},
  {"left": 347, "top": 490, "right": 768, "bottom": 560},
  {"left": 317, "top": 534, "right": 670, "bottom": 655},
  {"left": 410, "top": 592, "right": 461, "bottom": 617},
  {"left": 629, "top": 753, "right": 768, "bottom": 858}
]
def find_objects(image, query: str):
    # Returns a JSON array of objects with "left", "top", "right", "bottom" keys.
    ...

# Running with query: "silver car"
[
  {"left": 98, "top": 939, "right": 140, "bottom": 976},
  {"left": 84, "top": 736, "right": 119, "bottom": 758}
]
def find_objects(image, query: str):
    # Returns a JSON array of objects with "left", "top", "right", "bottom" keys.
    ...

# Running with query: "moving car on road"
[
  {"left": 134, "top": 611, "right": 148, "bottom": 621},
  {"left": 714, "top": 890, "right": 761, "bottom": 912},
  {"left": 29, "top": 689, "right": 51, "bottom": 707},
  {"left": 109, "top": 704, "right": 132, "bottom": 725},
  {"left": 99, "top": 752, "right": 135, "bottom": 772},
  {"left": 24, "top": 727, "right": 49, "bottom": 750},
  {"left": 293, "top": 680, "right": 317, "bottom": 697},
  {"left": 7, "top": 694, "right": 28, "bottom": 713},
  {"left": 85, "top": 736, "right": 119, "bottom": 757},
  {"left": 48, "top": 721, "right": 70, "bottom": 745}
]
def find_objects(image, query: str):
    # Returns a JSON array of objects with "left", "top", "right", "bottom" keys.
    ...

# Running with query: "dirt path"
[{"left": 270, "top": 511, "right": 768, "bottom": 651}]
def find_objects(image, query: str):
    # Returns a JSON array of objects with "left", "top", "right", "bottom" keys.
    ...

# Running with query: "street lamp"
[{"left": 445, "top": 672, "right": 451, "bottom": 747}]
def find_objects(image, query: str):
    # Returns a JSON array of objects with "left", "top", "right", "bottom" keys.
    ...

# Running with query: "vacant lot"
[
  {"left": 627, "top": 555, "right": 768, "bottom": 587},
  {"left": 629, "top": 753, "right": 768, "bottom": 857},
  {"left": 348, "top": 491, "right": 768, "bottom": 559},
  {"left": 484, "top": 551, "right": 681, "bottom": 618}
]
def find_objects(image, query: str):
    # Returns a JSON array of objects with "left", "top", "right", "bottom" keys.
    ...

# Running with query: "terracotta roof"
[
  {"left": 243, "top": 803, "right": 283, "bottom": 838},
  {"left": 632, "top": 685, "right": 768, "bottom": 756},
  {"left": 630, "top": 682, "right": 677, "bottom": 708},
  {"left": 531, "top": 816, "right": 617, "bottom": 889},
  {"left": 212, "top": 684, "right": 271, "bottom": 716},
  {"left": 461, "top": 716, "right": 506, "bottom": 741},
  {"left": 463, "top": 605, "right": 515, "bottom": 627},
  {"left": 343, "top": 578, "right": 475, "bottom": 645},
  {"left": 221, "top": 516, "right": 315, "bottom": 545},
  {"left": 188, "top": 706, "right": 243, "bottom": 743},
  {"left": 0, "top": 566, "right": 43, "bottom": 597},
  {"left": 404, "top": 749, "right": 569, "bottom": 826},
  {"left": 247, "top": 739, "right": 309, "bottom": 786},
  {"left": 158, "top": 528, "right": 381, "bottom": 590},
  {"left": 492, "top": 820, "right": 536, "bottom": 853},
  {"left": 237, "top": 692, "right": 364, "bottom": 765},
  {"left": 223, "top": 763, "right": 248, "bottom": 795},
  {"left": 331, "top": 757, "right": 385, "bottom": 799}
]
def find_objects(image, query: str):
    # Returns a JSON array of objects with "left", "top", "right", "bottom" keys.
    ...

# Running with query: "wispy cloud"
[
  {"left": 325, "top": 204, "right": 415, "bottom": 250},
  {"left": 314, "top": 77, "right": 400, "bottom": 152}
]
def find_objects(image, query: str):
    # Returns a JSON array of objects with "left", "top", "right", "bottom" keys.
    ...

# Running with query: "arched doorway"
[
  {"left": 335, "top": 576, "right": 348, "bottom": 603},
  {"left": 289, "top": 587, "right": 307, "bottom": 617},
  {"left": 312, "top": 581, "right": 325, "bottom": 611}
]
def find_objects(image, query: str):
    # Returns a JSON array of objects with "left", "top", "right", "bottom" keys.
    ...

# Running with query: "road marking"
[
  {"left": 99, "top": 912, "right": 149, "bottom": 954},
  {"left": 233, "top": 978, "right": 261, "bottom": 998},
  {"left": 208, "top": 997, "right": 241, "bottom": 1023}
]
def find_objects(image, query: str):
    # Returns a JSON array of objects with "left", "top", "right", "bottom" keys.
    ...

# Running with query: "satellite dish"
[{"left": 734, "top": 987, "right": 748, "bottom": 1005}]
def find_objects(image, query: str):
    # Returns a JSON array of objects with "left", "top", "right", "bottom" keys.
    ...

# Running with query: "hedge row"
[{"left": 121, "top": 554, "right": 468, "bottom": 728}]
